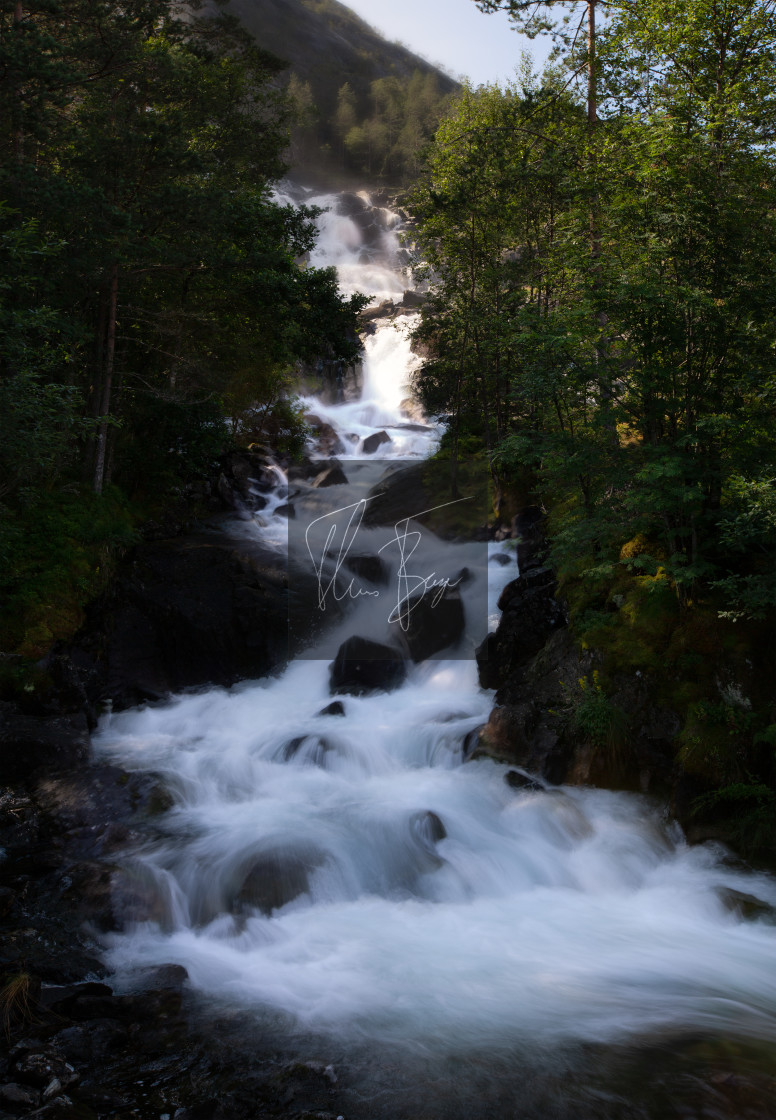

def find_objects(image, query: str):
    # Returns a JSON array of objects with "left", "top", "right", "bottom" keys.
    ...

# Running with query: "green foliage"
[
  {"left": 0, "top": 488, "right": 138, "bottom": 657},
  {"left": 573, "top": 671, "right": 628, "bottom": 758},
  {"left": 692, "top": 780, "right": 776, "bottom": 860},
  {"left": 0, "top": 0, "right": 368, "bottom": 656}
]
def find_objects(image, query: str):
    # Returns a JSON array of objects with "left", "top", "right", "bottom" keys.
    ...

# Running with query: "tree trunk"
[
  {"left": 93, "top": 263, "right": 119, "bottom": 494},
  {"left": 13, "top": 2, "right": 24, "bottom": 164}
]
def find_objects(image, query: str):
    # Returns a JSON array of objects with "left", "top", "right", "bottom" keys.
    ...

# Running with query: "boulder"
[
  {"left": 362, "top": 430, "right": 392, "bottom": 455},
  {"left": 344, "top": 554, "right": 388, "bottom": 586},
  {"left": 63, "top": 531, "right": 294, "bottom": 710},
  {"left": 304, "top": 414, "right": 346, "bottom": 457},
  {"left": 395, "top": 586, "right": 465, "bottom": 662},
  {"left": 313, "top": 463, "right": 348, "bottom": 488},
  {"left": 318, "top": 700, "right": 345, "bottom": 717},
  {"left": 400, "top": 289, "right": 426, "bottom": 309},
  {"left": 233, "top": 845, "right": 321, "bottom": 915},
  {"left": 329, "top": 637, "right": 406, "bottom": 696},
  {"left": 505, "top": 770, "right": 544, "bottom": 792}
]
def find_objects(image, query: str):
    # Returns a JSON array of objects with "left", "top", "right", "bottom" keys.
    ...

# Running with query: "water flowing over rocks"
[{"left": 4, "top": 183, "right": 776, "bottom": 1120}]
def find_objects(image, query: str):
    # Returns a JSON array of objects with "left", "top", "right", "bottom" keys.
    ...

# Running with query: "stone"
[
  {"left": 505, "top": 770, "right": 544, "bottom": 792},
  {"left": 0, "top": 1083, "right": 40, "bottom": 1109},
  {"left": 343, "top": 554, "right": 388, "bottom": 586},
  {"left": 63, "top": 533, "right": 294, "bottom": 710},
  {"left": 400, "top": 289, "right": 425, "bottom": 308},
  {"left": 329, "top": 637, "right": 406, "bottom": 696},
  {"left": 13, "top": 1050, "right": 77, "bottom": 1089},
  {"left": 318, "top": 701, "right": 345, "bottom": 717},
  {"left": 234, "top": 846, "right": 321, "bottom": 915},
  {"left": 396, "top": 587, "right": 465, "bottom": 663},
  {"left": 0, "top": 709, "right": 90, "bottom": 783},
  {"left": 304, "top": 415, "right": 346, "bottom": 457},
  {"left": 312, "top": 464, "right": 348, "bottom": 488},
  {"left": 274, "top": 503, "right": 295, "bottom": 519},
  {"left": 362, "top": 430, "right": 392, "bottom": 455}
]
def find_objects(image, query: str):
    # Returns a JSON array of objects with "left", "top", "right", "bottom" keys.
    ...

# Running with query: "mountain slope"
[{"left": 209, "top": 0, "right": 459, "bottom": 182}]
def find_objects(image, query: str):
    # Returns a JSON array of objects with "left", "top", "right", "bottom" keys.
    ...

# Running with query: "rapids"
[{"left": 94, "top": 188, "right": 776, "bottom": 1086}]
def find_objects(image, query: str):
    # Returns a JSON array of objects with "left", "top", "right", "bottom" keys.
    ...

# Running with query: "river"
[{"left": 93, "top": 187, "right": 776, "bottom": 1118}]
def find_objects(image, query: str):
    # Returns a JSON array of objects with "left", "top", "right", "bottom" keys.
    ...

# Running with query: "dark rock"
[
  {"left": 359, "top": 299, "right": 396, "bottom": 324},
  {"left": 409, "top": 810, "right": 446, "bottom": 845},
  {"left": 362, "top": 430, "right": 391, "bottom": 455},
  {"left": 329, "top": 637, "right": 406, "bottom": 696},
  {"left": 400, "top": 289, "right": 425, "bottom": 309},
  {"left": 0, "top": 887, "right": 15, "bottom": 917},
  {"left": 0, "top": 1083, "right": 40, "bottom": 1109},
  {"left": 63, "top": 532, "right": 292, "bottom": 710},
  {"left": 505, "top": 770, "right": 544, "bottom": 792},
  {"left": 51, "top": 1020, "right": 127, "bottom": 1063},
  {"left": 274, "top": 503, "right": 295, "bottom": 519},
  {"left": 395, "top": 586, "right": 465, "bottom": 662},
  {"left": 479, "top": 574, "right": 566, "bottom": 693},
  {"left": 12, "top": 1051, "right": 77, "bottom": 1090},
  {"left": 343, "top": 554, "right": 388, "bottom": 586},
  {"left": 317, "top": 701, "right": 345, "bottom": 717},
  {"left": 234, "top": 845, "right": 321, "bottom": 915},
  {"left": 462, "top": 725, "right": 484, "bottom": 761},
  {"left": 282, "top": 735, "right": 332, "bottom": 767},
  {"left": 0, "top": 709, "right": 90, "bottom": 783},
  {"left": 304, "top": 415, "right": 346, "bottom": 458},
  {"left": 475, "top": 633, "right": 500, "bottom": 691},
  {"left": 312, "top": 464, "right": 348, "bottom": 488},
  {"left": 287, "top": 457, "right": 322, "bottom": 483}
]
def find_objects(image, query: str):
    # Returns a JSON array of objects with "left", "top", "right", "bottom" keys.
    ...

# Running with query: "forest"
[
  {"left": 409, "top": 0, "right": 776, "bottom": 852},
  {"left": 0, "top": 0, "right": 365, "bottom": 663}
]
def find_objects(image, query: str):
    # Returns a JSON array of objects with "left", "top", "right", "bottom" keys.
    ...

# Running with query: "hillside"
[{"left": 207, "top": 0, "right": 459, "bottom": 183}]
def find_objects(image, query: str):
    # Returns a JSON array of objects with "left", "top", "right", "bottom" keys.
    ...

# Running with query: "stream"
[{"left": 93, "top": 187, "right": 776, "bottom": 1118}]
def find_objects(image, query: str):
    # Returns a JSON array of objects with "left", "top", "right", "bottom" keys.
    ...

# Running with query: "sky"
[{"left": 341, "top": 0, "right": 553, "bottom": 87}]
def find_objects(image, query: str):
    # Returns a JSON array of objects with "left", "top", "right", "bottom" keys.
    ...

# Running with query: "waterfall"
[{"left": 94, "top": 188, "right": 776, "bottom": 1084}]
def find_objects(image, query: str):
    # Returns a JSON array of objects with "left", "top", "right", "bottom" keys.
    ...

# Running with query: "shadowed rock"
[{"left": 329, "top": 636, "right": 406, "bottom": 696}]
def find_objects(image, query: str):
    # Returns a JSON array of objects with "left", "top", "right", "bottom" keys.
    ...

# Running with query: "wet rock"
[
  {"left": 0, "top": 709, "right": 90, "bottom": 783},
  {"left": 409, "top": 810, "right": 446, "bottom": 845},
  {"left": 304, "top": 415, "right": 346, "bottom": 458},
  {"left": 399, "top": 396, "right": 425, "bottom": 423},
  {"left": 235, "top": 846, "right": 320, "bottom": 915},
  {"left": 63, "top": 532, "right": 292, "bottom": 710},
  {"left": 400, "top": 289, "right": 425, "bottom": 309},
  {"left": 343, "top": 554, "right": 388, "bottom": 586},
  {"left": 505, "top": 770, "right": 544, "bottom": 792},
  {"left": 274, "top": 503, "right": 295, "bottom": 519},
  {"left": 329, "top": 637, "right": 406, "bottom": 696},
  {"left": 51, "top": 1020, "right": 127, "bottom": 1064},
  {"left": 283, "top": 735, "right": 332, "bottom": 767},
  {"left": 395, "top": 587, "right": 465, "bottom": 663},
  {"left": 0, "top": 1082, "right": 40, "bottom": 1110},
  {"left": 461, "top": 724, "right": 484, "bottom": 761},
  {"left": 362, "top": 430, "right": 391, "bottom": 455},
  {"left": 313, "top": 464, "right": 348, "bottom": 488},
  {"left": 0, "top": 887, "right": 15, "bottom": 918},
  {"left": 317, "top": 701, "right": 345, "bottom": 717},
  {"left": 12, "top": 1050, "right": 77, "bottom": 1089},
  {"left": 359, "top": 299, "right": 395, "bottom": 324},
  {"left": 476, "top": 574, "right": 566, "bottom": 693}
]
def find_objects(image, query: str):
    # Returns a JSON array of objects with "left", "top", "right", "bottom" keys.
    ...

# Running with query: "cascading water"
[{"left": 94, "top": 188, "right": 776, "bottom": 1115}]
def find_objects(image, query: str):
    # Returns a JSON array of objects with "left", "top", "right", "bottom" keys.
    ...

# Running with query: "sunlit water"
[{"left": 95, "top": 189, "right": 776, "bottom": 1080}]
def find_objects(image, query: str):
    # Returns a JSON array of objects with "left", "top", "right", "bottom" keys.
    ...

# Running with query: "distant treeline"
[{"left": 289, "top": 69, "right": 455, "bottom": 181}]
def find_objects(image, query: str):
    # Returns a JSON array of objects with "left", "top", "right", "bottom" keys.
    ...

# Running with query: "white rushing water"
[{"left": 95, "top": 188, "right": 776, "bottom": 1060}]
